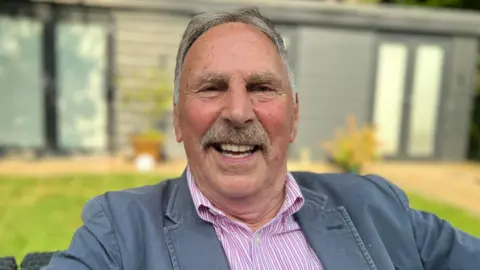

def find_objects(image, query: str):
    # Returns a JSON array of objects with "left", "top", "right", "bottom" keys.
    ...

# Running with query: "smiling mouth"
[{"left": 211, "top": 143, "right": 261, "bottom": 158}]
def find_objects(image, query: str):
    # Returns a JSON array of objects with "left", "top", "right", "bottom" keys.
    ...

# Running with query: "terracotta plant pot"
[{"left": 130, "top": 135, "right": 164, "bottom": 162}]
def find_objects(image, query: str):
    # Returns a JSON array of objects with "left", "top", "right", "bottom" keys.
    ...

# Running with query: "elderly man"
[{"left": 45, "top": 7, "right": 479, "bottom": 270}]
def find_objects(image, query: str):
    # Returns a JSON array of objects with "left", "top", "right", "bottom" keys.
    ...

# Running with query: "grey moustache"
[{"left": 200, "top": 119, "right": 271, "bottom": 154}]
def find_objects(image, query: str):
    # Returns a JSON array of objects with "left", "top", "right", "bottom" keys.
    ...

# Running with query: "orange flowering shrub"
[{"left": 323, "top": 115, "right": 381, "bottom": 173}]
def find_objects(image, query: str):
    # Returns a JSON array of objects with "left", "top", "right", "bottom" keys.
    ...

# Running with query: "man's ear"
[
  {"left": 173, "top": 102, "right": 183, "bottom": 143},
  {"left": 289, "top": 92, "right": 299, "bottom": 143}
]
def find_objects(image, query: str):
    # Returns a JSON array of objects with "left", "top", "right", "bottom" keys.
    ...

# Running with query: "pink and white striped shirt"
[{"left": 186, "top": 167, "right": 323, "bottom": 270}]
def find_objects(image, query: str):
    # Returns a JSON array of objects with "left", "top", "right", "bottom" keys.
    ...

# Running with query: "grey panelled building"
[{"left": 1, "top": 0, "right": 479, "bottom": 161}]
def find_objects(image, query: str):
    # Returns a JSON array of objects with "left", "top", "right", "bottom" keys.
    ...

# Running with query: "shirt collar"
[{"left": 186, "top": 165, "right": 305, "bottom": 222}]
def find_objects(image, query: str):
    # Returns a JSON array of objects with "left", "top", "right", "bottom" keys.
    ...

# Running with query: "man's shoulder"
[
  {"left": 292, "top": 171, "right": 399, "bottom": 189},
  {"left": 291, "top": 171, "right": 409, "bottom": 209},
  {"left": 80, "top": 176, "right": 182, "bottom": 223}
]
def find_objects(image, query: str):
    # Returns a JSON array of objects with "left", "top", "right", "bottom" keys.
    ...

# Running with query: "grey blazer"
[{"left": 44, "top": 171, "right": 480, "bottom": 270}]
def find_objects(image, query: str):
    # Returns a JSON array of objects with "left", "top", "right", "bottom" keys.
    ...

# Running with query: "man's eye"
[
  {"left": 202, "top": 86, "right": 220, "bottom": 92},
  {"left": 250, "top": 85, "right": 273, "bottom": 92}
]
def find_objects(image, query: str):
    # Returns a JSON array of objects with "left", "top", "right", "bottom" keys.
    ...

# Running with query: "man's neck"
[
  {"left": 192, "top": 173, "right": 287, "bottom": 232},
  {"left": 187, "top": 165, "right": 290, "bottom": 232},
  {"left": 211, "top": 187, "right": 285, "bottom": 232}
]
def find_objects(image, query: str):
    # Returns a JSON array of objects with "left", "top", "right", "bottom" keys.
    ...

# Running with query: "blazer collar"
[
  {"left": 292, "top": 172, "right": 377, "bottom": 270},
  {"left": 164, "top": 169, "right": 230, "bottom": 270}
]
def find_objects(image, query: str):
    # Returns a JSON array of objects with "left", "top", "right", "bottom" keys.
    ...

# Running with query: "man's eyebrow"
[
  {"left": 248, "top": 72, "right": 283, "bottom": 85},
  {"left": 190, "top": 72, "right": 229, "bottom": 89},
  {"left": 189, "top": 72, "right": 283, "bottom": 89}
]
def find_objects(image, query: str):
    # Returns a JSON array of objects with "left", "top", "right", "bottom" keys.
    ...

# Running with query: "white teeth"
[
  {"left": 219, "top": 144, "right": 255, "bottom": 153},
  {"left": 222, "top": 152, "right": 251, "bottom": 158}
]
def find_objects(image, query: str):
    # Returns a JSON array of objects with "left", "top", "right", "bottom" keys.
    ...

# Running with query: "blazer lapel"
[
  {"left": 295, "top": 187, "right": 377, "bottom": 270},
  {"left": 163, "top": 172, "right": 230, "bottom": 270}
]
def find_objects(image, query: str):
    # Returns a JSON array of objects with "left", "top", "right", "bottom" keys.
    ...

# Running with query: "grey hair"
[{"left": 173, "top": 7, "right": 295, "bottom": 104}]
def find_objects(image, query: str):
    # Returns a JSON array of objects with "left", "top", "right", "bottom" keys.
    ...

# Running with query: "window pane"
[
  {"left": 373, "top": 43, "right": 408, "bottom": 156},
  {"left": 56, "top": 22, "right": 107, "bottom": 150},
  {"left": 0, "top": 16, "right": 43, "bottom": 147},
  {"left": 407, "top": 45, "right": 444, "bottom": 157}
]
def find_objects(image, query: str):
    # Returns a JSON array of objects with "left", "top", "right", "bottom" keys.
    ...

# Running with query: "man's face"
[{"left": 174, "top": 22, "right": 299, "bottom": 200}]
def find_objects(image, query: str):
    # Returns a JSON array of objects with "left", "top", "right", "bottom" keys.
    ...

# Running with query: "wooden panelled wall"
[{"left": 113, "top": 11, "right": 188, "bottom": 149}]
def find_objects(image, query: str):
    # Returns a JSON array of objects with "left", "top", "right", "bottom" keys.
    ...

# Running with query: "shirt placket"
[{"left": 251, "top": 229, "right": 263, "bottom": 270}]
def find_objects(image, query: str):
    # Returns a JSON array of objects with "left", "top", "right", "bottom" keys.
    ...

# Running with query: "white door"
[{"left": 372, "top": 35, "right": 449, "bottom": 159}]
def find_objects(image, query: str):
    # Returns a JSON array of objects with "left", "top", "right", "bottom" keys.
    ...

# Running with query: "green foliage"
[
  {"left": 323, "top": 115, "right": 382, "bottom": 173},
  {"left": 120, "top": 68, "right": 173, "bottom": 132}
]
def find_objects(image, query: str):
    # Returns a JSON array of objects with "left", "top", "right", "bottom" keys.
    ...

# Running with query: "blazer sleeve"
[
  {"left": 370, "top": 174, "right": 480, "bottom": 270},
  {"left": 42, "top": 195, "right": 122, "bottom": 270}
]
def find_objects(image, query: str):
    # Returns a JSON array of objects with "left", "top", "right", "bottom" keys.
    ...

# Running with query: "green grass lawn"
[{"left": 1, "top": 173, "right": 479, "bottom": 262}]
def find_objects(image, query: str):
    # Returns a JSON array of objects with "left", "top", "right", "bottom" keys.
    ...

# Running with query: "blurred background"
[{"left": 1, "top": 0, "right": 479, "bottom": 267}]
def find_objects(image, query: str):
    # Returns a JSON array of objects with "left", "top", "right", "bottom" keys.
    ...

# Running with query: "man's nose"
[{"left": 221, "top": 85, "right": 255, "bottom": 127}]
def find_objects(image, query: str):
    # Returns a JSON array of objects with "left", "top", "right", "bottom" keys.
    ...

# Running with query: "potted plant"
[
  {"left": 322, "top": 114, "right": 381, "bottom": 174},
  {"left": 129, "top": 129, "right": 166, "bottom": 162},
  {"left": 120, "top": 67, "right": 173, "bottom": 162}
]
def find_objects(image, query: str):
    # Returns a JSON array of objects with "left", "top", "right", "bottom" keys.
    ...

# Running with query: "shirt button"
[{"left": 254, "top": 234, "right": 261, "bottom": 245}]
